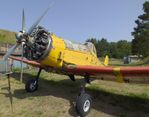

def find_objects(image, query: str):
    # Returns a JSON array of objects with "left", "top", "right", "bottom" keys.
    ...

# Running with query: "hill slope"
[{"left": 0, "top": 29, "right": 16, "bottom": 44}]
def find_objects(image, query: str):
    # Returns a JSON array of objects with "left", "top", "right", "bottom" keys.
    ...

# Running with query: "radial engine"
[{"left": 23, "top": 26, "right": 51, "bottom": 61}]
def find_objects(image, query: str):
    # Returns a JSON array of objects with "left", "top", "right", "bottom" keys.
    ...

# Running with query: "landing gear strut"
[
  {"left": 76, "top": 76, "right": 92, "bottom": 117},
  {"left": 25, "top": 68, "right": 42, "bottom": 92}
]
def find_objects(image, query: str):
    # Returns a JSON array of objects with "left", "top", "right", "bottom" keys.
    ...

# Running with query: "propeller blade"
[
  {"left": 22, "top": 9, "right": 26, "bottom": 32},
  {"left": 20, "top": 43, "right": 24, "bottom": 82},
  {"left": 3, "top": 44, "right": 20, "bottom": 61},
  {"left": 27, "top": 7, "right": 50, "bottom": 35}
]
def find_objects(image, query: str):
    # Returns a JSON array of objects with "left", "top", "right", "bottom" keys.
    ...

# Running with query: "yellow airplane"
[{"left": 2, "top": 9, "right": 149, "bottom": 117}]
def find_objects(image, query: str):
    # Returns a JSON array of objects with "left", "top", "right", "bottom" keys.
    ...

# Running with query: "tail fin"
[{"left": 104, "top": 55, "right": 109, "bottom": 66}]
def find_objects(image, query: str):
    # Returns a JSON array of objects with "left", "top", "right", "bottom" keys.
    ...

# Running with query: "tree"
[
  {"left": 87, "top": 38, "right": 110, "bottom": 57},
  {"left": 96, "top": 38, "right": 110, "bottom": 57},
  {"left": 86, "top": 38, "right": 131, "bottom": 58},
  {"left": 86, "top": 38, "right": 98, "bottom": 47},
  {"left": 109, "top": 42, "right": 119, "bottom": 58},
  {"left": 116, "top": 40, "right": 132, "bottom": 58},
  {"left": 132, "top": 1, "right": 149, "bottom": 57}
]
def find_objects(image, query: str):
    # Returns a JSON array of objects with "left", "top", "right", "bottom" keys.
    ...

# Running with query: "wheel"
[
  {"left": 76, "top": 93, "right": 92, "bottom": 117},
  {"left": 25, "top": 79, "right": 38, "bottom": 92}
]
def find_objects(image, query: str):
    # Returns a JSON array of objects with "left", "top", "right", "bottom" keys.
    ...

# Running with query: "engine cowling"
[{"left": 23, "top": 26, "right": 51, "bottom": 61}]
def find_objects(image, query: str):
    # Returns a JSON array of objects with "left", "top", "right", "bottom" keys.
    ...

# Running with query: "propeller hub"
[
  {"left": 16, "top": 31, "right": 24, "bottom": 40},
  {"left": 16, "top": 31, "right": 28, "bottom": 43}
]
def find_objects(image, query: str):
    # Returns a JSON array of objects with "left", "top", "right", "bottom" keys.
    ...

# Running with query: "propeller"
[
  {"left": 2, "top": 7, "right": 50, "bottom": 112},
  {"left": 20, "top": 42, "right": 25, "bottom": 82},
  {"left": 22, "top": 9, "right": 26, "bottom": 32},
  {"left": 3, "top": 7, "right": 50, "bottom": 61},
  {"left": 27, "top": 7, "right": 50, "bottom": 35},
  {"left": 20, "top": 9, "right": 26, "bottom": 82},
  {"left": 3, "top": 44, "right": 20, "bottom": 61}
]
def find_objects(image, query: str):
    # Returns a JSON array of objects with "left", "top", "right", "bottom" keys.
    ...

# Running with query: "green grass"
[
  {"left": 1, "top": 69, "right": 149, "bottom": 116},
  {"left": 138, "top": 56, "right": 149, "bottom": 66},
  {"left": 109, "top": 57, "right": 149, "bottom": 66},
  {"left": 87, "top": 80, "right": 149, "bottom": 113},
  {"left": 0, "top": 29, "right": 16, "bottom": 44},
  {"left": 88, "top": 81, "right": 149, "bottom": 100}
]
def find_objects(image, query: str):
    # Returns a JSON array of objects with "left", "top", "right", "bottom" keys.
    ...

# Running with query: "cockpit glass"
[{"left": 64, "top": 40, "right": 97, "bottom": 55}]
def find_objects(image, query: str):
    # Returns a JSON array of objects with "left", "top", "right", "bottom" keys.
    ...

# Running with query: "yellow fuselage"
[{"left": 41, "top": 34, "right": 103, "bottom": 68}]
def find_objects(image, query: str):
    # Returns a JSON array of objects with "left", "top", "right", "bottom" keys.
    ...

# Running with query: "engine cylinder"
[{"left": 24, "top": 26, "right": 51, "bottom": 61}]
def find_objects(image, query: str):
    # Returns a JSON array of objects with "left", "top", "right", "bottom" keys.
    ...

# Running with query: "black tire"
[
  {"left": 76, "top": 93, "right": 92, "bottom": 117},
  {"left": 25, "top": 79, "right": 38, "bottom": 92}
]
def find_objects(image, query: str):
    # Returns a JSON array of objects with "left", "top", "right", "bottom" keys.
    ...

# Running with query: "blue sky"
[{"left": 0, "top": 0, "right": 147, "bottom": 42}]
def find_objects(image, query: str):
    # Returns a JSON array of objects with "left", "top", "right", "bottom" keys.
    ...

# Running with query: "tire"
[
  {"left": 25, "top": 79, "right": 38, "bottom": 92},
  {"left": 76, "top": 93, "right": 92, "bottom": 117}
]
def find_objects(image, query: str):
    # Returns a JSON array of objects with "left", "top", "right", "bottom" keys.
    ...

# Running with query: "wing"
[
  {"left": 65, "top": 65, "right": 149, "bottom": 82},
  {"left": 65, "top": 65, "right": 149, "bottom": 75},
  {"left": 10, "top": 56, "right": 44, "bottom": 68}
]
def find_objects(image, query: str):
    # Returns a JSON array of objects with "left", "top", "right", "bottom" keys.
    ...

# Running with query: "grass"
[
  {"left": 138, "top": 56, "right": 149, "bottom": 66},
  {"left": 109, "top": 57, "right": 149, "bottom": 66},
  {"left": 88, "top": 80, "right": 149, "bottom": 100},
  {"left": 0, "top": 29, "right": 16, "bottom": 44},
  {"left": 1, "top": 69, "right": 149, "bottom": 117}
]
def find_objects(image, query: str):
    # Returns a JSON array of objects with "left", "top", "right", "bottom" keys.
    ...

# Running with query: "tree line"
[
  {"left": 132, "top": 1, "right": 149, "bottom": 57},
  {"left": 86, "top": 38, "right": 131, "bottom": 58},
  {"left": 87, "top": 1, "right": 149, "bottom": 59}
]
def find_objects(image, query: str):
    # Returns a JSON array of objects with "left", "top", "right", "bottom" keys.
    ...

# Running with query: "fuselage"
[{"left": 23, "top": 26, "right": 103, "bottom": 68}]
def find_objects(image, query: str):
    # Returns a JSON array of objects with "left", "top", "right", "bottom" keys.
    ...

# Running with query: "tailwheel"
[
  {"left": 76, "top": 92, "right": 92, "bottom": 117},
  {"left": 25, "top": 79, "right": 38, "bottom": 92}
]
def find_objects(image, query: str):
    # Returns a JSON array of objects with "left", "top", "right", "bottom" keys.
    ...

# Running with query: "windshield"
[
  {"left": 84, "top": 42, "right": 97, "bottom": 55},
  {"left": 64, "top": 40, "right": 97, "bottom": 55}
]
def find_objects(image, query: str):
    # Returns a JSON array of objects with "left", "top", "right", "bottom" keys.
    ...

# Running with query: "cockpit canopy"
[{"left": 64, "top": 40, "right": 97, "bottom": 56}]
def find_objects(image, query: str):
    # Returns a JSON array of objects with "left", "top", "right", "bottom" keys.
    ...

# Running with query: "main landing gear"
[
  {"left": 25, "top": 70, "right": 92, "bottom": 117},
  {"left": 76, "top": 76, "right": 92, "bottom": 117},
  {"left": 25, "top": 68, "right": 42, "bottom": 92}
]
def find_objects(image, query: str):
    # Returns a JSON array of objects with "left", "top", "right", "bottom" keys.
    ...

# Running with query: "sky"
[{"left": 0, "top": 0, "right": 147, "bottom": 42}]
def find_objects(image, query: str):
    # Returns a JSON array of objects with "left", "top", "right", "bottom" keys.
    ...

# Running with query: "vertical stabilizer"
[{"left": 104, "top": 55, "right": 109, "bottom": 66}]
